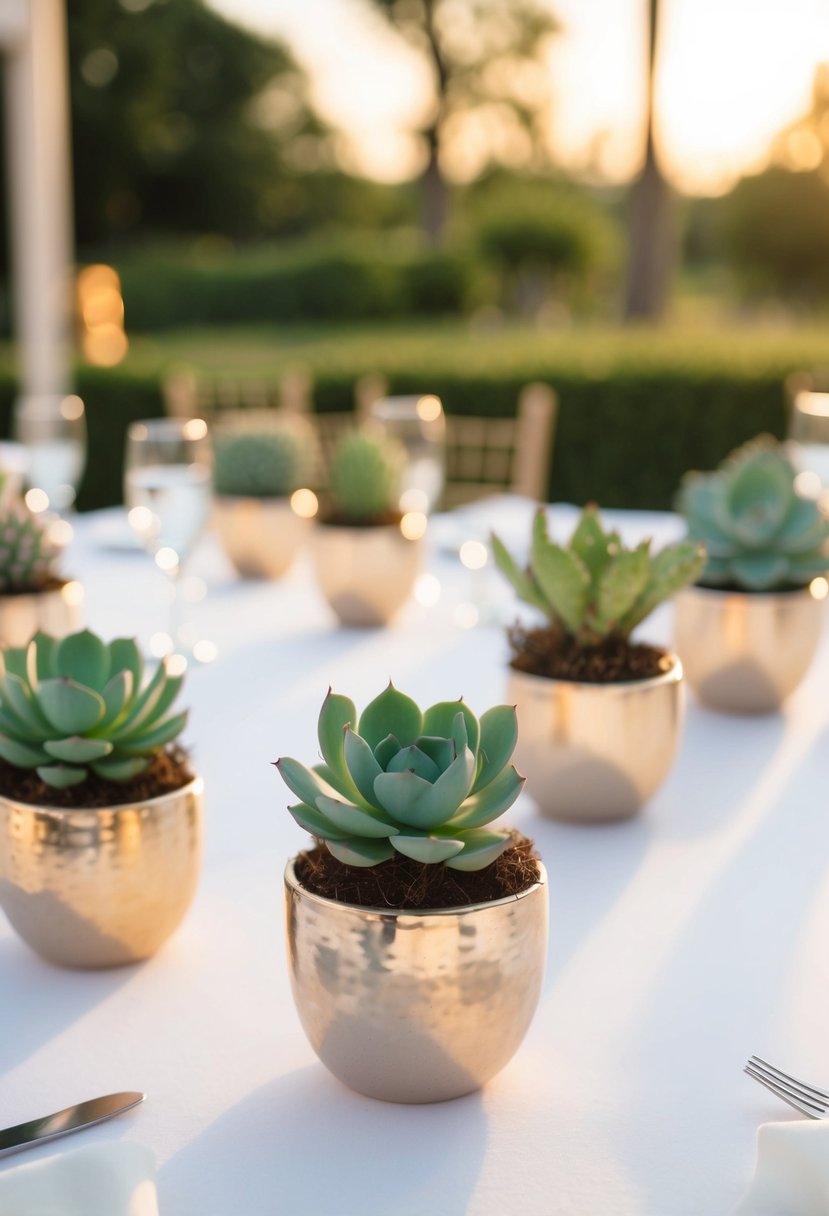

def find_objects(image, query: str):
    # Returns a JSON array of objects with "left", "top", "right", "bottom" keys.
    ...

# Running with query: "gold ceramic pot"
[
  {"left": 0, "top": 776, "right": 203, "bottom": 968},
  {"left": 674, "top": 583, "right": 824, "bottom": 713},
  {"left": 0, "top": 580, "right": 84, "bottom": 647},
  {"left": 285, "top": 857, "right": 548, "bottom": 1104},
  {"left": 508, "top": 659, "right": 684, "bottom": 822},
  {"left": 310, "top": 522, "right": 422, "bottom": 627},
  {"left": 213, "top": 496, "right": 309, "bottom": 579}
]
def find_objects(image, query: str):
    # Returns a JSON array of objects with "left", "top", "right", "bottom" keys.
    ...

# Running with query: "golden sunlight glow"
[
  {"left": 459, "top": 539, "right": 488, "bottom": 570},
  {"left": 810, "top": 576, "right": 829, "bottom": 601},
  {"left": 155, "top": 546, "right": 180, "bottom": 572},
  {"left": 400, "top": 511, "right": 428, "bottom": 540},
  {"left": 150, "top": 632, "right": 174, "bottom": 658},
  {"left": 414, "top": 572, "right": 442, "bottom": 606},
  {"left": 24, "top": 488, "right": 49, "bottom": 513},
  {"left": 167, "top": 653, "right": 189, "bottom": 678},
  {"left": 416, "top": 395, "right": 443, "bottom": 423},
  {"left": 193, "top": 640, "right": 219, "bottom": 664},
  {"left": 77, "top": 264, "right": 129, "bottom": 366},
  {"left": 291, "top": 487, "right": 319, "bottom": 519},
  {"left": 61, "top": 580, "right": 85, "bottom": 608},
  {"left": 794, "top": 471, "right": 823, "bottom": 500}
]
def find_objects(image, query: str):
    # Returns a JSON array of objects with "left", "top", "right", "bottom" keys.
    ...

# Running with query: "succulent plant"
[
  {"left": 0, "top": 630, "right": 188, "bottom": 789},
  {"left": 0, "top": 503, "right": 60, "bottom": 594},
  {"left": 214, "top": 419, "right": 313, "bottom": 498},
  {"left": 276, "top": 683, "right": 524, "bottom": 870},
  {"left": 677, "top": 436, "right": 829, "bottom": 591},
  {"left": 328, "top": 431, "right": 404, "bottom": 522},
  {"left": 492, "top": 506, "right": 706, "bottom": 646}
]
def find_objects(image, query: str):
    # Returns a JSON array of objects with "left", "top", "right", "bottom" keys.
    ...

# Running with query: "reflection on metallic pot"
[
  {"left": 674, "top": 583, "right": 824, "bottom": 713},
  {"left": 0, "top": 580, "right": 84, "bottom": 647},
  {"left": 285, "top": 857, "right": 547, "bottom": 1103},
  {"left": 508, "top": 658, "right": 684, "bottom": 822},
  {"left": 310, "top": 522, "right": 422, "bottom": 627},
  {"left": 0, "top": 777, "right": 203, "bottom": 968},
  {"left": 213, "top": 497, "right": 310, "bottom": 579}
]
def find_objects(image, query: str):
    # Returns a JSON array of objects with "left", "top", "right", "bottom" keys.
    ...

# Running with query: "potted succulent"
[
  {"left": 0, "top": 629, "right": 203, "bottom": 968},
  {"left": 212, "top": 415, "right": 315, "bottom": 578},
  {"left": 0, "top": 500, "right": 83, "bottom": 646},
  {"left": 276, "top": 682, "right": 547, "bottom": 1104},
  {"left": 310, "top": 430, "right": 423, "bottom": 627},
  {"left": 492, "top": 506, "right": 705, "bottom": 822},
  {"left": 675, "top": 436, "right": 829, "bottom": 713}
]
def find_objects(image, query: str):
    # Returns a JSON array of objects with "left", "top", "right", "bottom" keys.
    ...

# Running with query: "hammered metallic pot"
[
  {"left": 285, "top": 857, "right": 548, "bottom": 1103},
  {"left": 310, "top": 523, "right": 422, "bottom": 627},
  {"left": 674, "top": 584, "right": 824, "bottom": 713},
  {"left": 0, "top": 777, "right": 203, "bottom": 968},
  {"left": 508, "top": 658, "right": 684, "bottom": 822},
  {"left": 0, "top": 580, "right": 84, "bottom": 647},
  {"left": 213, "top": 496, "right": 310, "bottom": 579}
]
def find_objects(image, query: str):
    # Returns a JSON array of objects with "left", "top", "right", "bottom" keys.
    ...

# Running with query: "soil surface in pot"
[
  {"left": 509, "top": 625, "right": 669, "bottom": 683},
  {"left": 0, "top": 746, "right": 194, "bottom": 808},
  {"left": 2, "top": 575, "right": 68, "bottom": 597},
  {"left": 693, "top": 580, "right": 810, "bottom": 595},
  {"left": 295, "top": 831, "right": 540, "bottom": 910},
  {"left": 318, "top": 509, "right": 403, "bottom": 528}
]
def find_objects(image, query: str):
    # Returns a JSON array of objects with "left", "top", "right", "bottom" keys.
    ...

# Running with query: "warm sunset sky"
[{"left": 210, "top": 0, "right": 829, "bottom": 194}]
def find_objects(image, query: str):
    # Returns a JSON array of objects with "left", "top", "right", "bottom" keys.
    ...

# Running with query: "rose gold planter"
[
  {"left": 674, "top": 584, "right": 824, "bottom": 713},
  {"left": 0, "top": 580, "right": 84, "bottom": 648},
  {"left": 285, "top": 857, "right": 547, "bottom": 1103},
  {"left": 310, "top": 523, "right": 422, "bottom": 627},
  {"left": 508, "top": 658, "right": 684, "bottom": 822},
  {"left": 213, "top": 497, "right": 309, "bottom": 579},
  {"left": 0, "top": 777, "right": 203, "bottom": 968}
]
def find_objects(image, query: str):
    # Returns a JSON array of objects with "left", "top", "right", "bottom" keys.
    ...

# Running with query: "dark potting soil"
[
  {"left": 0, "top": 746, "right": 194, "bottom": 808},
  {"left": 508, "top": 625, "right": 670, "bottom": 683},
  {"left": 2, "top": 575, "right": 68, "bottom": 598},
  {"left": 317, "top": 509, "right": 403, "bottom": 529},
  {"left": 294, "top": 830, "right": 541, "bottom": 910}
]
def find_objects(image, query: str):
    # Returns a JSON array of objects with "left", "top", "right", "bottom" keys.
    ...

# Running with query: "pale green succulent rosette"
[
  {"left": 0, "top": 629, "right": 188, "bottom": 790},
  {"left": 492, "top": 505, "right": 706, "bottom": 646},
  {"left": 277, "top": 684, "right": 525, "bottom": 870},
  {"left": 0, "top": 502, "right": 60, "bottom": 593},
  {"left": 677, "top": 436, "right": 829, "bottom": 591}
]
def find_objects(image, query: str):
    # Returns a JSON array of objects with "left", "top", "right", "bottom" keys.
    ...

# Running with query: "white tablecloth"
[{"left": 2, "top": 498, "right": 827, "bottom": 1216}]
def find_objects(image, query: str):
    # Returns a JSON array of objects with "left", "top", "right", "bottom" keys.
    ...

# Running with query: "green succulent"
[
  {"left": 677, "top": 436, "right": 829, "bottom": 591},
  {"left": 276, "top": 683, "right": 524, "bottom": 870},
  {"left": 0, "top": 503, "right": 60, "bottom": 593},
  {"left": 0, "top": 630, "right": 188, "bottom": 789},
  {"left": 492, "top": 505, "right": 706, "bottom": 646},
  {"left": 214, "top": 421, "right": 313, "bottom": 498},
  {"left": 328, "top": 431, "right": 404, "bottom": 522}
]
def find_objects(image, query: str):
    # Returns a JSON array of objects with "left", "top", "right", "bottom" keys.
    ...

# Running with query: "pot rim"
[
  {"left": 0, "top": 580, "right": 80, "bottom": 604},
  {"left": 507, "top": 650, "right": 682, "bottom": 692},
  {"left": 0, "top": 773, "right": 204, "bottom": 817},
  {"left": 214, "top": 494, "right": 293, "bottom": 506},
  {"left": 284, "top": 853, "right": 547, "bottom": 920},
  {"left": 682, "top": 581, "right": 820, "bottom": 603},
  {"left": 313, "top": 519, "right": 409, "bottom": 535}
]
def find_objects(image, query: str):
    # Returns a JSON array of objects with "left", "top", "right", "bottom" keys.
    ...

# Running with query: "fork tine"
[
  {"left": 749, "top": 1056, "right": 829, "bottom": 1103},
  {"left": 745, "top": 1063, "right": 825, "bottom": 1119}
]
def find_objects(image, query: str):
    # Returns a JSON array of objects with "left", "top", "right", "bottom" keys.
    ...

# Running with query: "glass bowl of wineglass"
[{"left": 367, "top": 394, "right": 446, "bottom": 514}]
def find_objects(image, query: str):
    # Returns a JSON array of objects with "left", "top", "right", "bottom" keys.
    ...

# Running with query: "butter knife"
[{"left": 0, "top": 1092, "right": 145, "bottom": 1159}]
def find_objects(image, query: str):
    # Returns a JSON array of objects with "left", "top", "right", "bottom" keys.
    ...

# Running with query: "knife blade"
[{"left": 0, "top": 1092, "right": 145, "bottom": 1159}]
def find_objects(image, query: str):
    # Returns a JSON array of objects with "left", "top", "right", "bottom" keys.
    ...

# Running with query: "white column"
[{"left": 4, "top": 0, "right": 74, "bottom": 399}]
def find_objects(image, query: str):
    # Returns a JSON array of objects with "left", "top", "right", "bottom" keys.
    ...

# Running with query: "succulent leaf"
[
  {"left": 317, "top": 690, "right": 360, "bottom": 796},
  {"left": 90, "top": 755, "right": 151, "bottom": 782},
  {"left": 55, "top": 631, "right": 110, "bottom": 691},
  {"left": 392, "top": 834, "right": 465, "bottom": 864},
  {"left": 450, "top": 765, "right": 525, "bottom": 829},
  {"left": 0, "top": 733, "right": 47, "bottom": 767},
  {"left": 43, "top": 737, "right": 114, "bottom": 764},
  {"left": 474, "top": 705, "right": 519, "bottom": 793},
  {"left": 530, "top": 511, "right": 590, "bottom": 635},
  {"left": 422, "top": 700, "right": 480, "bottom": 755},
  {"left": 37, "top": 680, "right": 105, "bottom": 735},
  {"left": 288, "top": 801, "right": 351, "bottom": 841},
  {"left": 326, "top": 837, "right": 396, "bottom": 867},
  {"left": 358, "top": 683, "right": 422, "bottom": 751},
  {"left": 315, "top": 794, "right": 399, "bottom": 838},
  {"left": 35, "top": 764, "right": 86, "bottom": 789},
  {"left": 444, "top": 829, "right": 511, "bottom": 872}
]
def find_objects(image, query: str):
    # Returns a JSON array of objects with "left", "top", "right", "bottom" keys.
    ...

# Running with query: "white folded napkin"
[
  {"left": 0, "top": 1142, "right": 157, "bottom": 1216},
  {"left": 734, "top": 1120, "right": 829, "bottom": 1214}
]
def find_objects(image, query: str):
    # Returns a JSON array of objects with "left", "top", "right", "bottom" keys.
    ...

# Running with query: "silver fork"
[{"left": 745, "top": 1055, "right": 829, "bottom": 1119}]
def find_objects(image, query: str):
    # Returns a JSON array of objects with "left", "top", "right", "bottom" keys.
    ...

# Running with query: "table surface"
[{"left": 1, "top": 496, "right": 826, "bottom": 1216}]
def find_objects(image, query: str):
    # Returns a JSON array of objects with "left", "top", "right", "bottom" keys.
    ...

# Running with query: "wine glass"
[
  {"left": 15, "top": 393, "right": 86, "bottom": 513},
  {"left": 367, "top": 394, "right": 446, "bottom": 514},
  {"left": 788, "top": 391, "right": 829, "bottom": 506},
  {"left": 124, "top": 417, "right": 213, "bottom": 660}
]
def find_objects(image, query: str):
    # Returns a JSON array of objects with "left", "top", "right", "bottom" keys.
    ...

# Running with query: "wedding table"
[{"left": 2, "top": 496, "right": 828, "bottom": 1215}]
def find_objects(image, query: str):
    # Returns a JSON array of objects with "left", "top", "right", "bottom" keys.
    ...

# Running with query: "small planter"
[
  {"left": 0, "top": 580, "right": 84, "bottom": 647},
  {"left": 214, "top": 496, "right": 309, "bottom": 579},
  {"left": 0, "top": 776, "right": 203, "bottom": 968},
  {"left": 310, "top": 522, "right": 422, "bottom": 627},
  {"left": 674, "top": 583, "right": 824, "bottom": 713},
  {"left": 285, "top": 856, "right": 547, "bottom": 1104},
  {"left": 508, "top": 657, "right": 684, "bottom": 822}
]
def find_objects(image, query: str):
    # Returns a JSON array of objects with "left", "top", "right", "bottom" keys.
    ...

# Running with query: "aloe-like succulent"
[
  {"left": 0, "top": 503, "right": 60, "bottom": 594},
  {"left": 276, "top": 684, "right": 524, "bottom": 870},
  {"left": 214, "top": 420, "right": 313, "bottom": 498},
  {"left": 328, "top": 431, "right": 404, "bottom": 522},
  {"left": 0, "top": 630, "right": 187, "bottom": 789},
  {"left": 677, "top": 436, "right": 829, "bottom": 591},
  {"left": 492, "top": 506, "right": 706, "bottom": 646}
]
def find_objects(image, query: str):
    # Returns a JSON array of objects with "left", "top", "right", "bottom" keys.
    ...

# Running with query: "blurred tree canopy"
[
  {"left": 365, "top": 0, "right": 559, "bottom": 240},
  {"left": 67, "top": 0, "right": 331, "bottom": 247}
]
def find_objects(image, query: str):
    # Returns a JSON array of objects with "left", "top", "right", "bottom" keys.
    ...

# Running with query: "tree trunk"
[
  {"left": 624, "top": 0, "right": 674, "bottom": 321},
  {"left": 422, "top": 128, "right": 448, "bottom": 244}
]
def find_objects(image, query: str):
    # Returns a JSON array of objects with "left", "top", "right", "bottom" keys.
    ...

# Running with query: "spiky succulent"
[
  {"left": 214, "top": 420, "right": 313, "bottom": 498},
  {"left": 276, "top": 684, "right": 524, "bottom": 870},
  {"left": 0, "top": 503, "right": 60, "bottom": 594},
  {"left": 493, "top": 505, "right": 706, "bottom": 646},
  {"left": 0, "top": 630, "right": 187, "bottom": 789},
  {"left": 328, "top": 431, "right": 404, "bottom": 522},
  {"left": 677, "top": 436, "right": 829, "bottom": 591}
]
